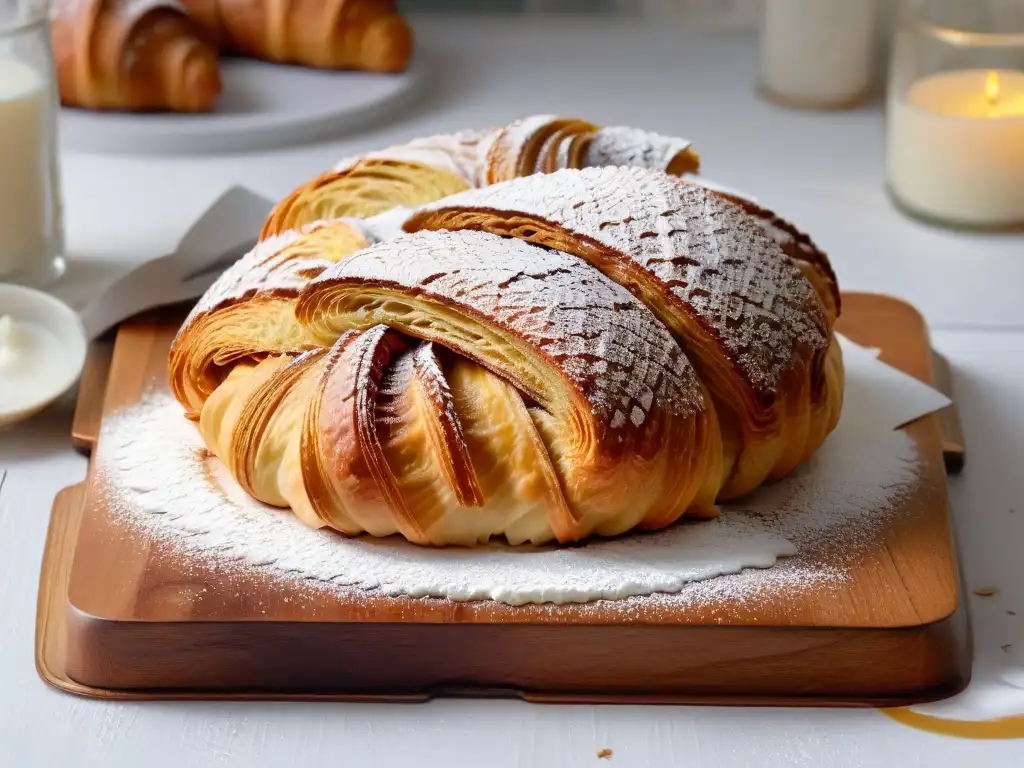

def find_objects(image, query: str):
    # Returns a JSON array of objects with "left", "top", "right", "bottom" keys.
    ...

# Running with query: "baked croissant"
[
  {"left": 261, "top": 115, "right": 840, "bottom": 333},
  {"left": 178, "top": 0, "right": 412, "bottom": 73},
  {"left": 175, "top": 225, "right": 722, "bottom": 546},
  {"left": 402, "top": 166, "right": 843, "bottom": 499},
  {"left": 260, "top": 114, "right": 702, "bottom": 238},
  {"left": 303, "top": 232, "right": 724, "bottom": 543},
  {"left": 50, "top": 0, "right": 222, "bottom": 112},
  {"left": 51, "top": 0, "right": 412, "bottom": 112},
  {"left": 170, "top": 142, "right": 844, "bottom": 547}
]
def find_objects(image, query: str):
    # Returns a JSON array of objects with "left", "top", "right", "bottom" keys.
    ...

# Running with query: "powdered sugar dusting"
[
  {"left": 412, "top": 342, "right": 465, "bottom": 440},
  {"left": 412, "top": 166, "right": 828, "bottom": 393},
  {"left": 50, "top": 0, "right": 84, "bottom": 21},
  {"left": 584, "top": 126, "right": 694, "bottom": 173},
  {"left": 183, "top": 220, "right": 339, "bottom": 325},
  {"left": 341, "top": 206, "right": 415, "bottom": 245},
  {"left": 118, "top": 0, "right": 185, "bottom": 18},
  {"left": 532, "top": 131, "right": 562, "bottom": 174},
  {"left": 308, "top": 229, "right": 702, "bottom": 425},
  {"left": 333, "top": 128, "right": 501, "bottom": 188},
  {"left": 97, "top": 362, "right": 921, "bottom": 607},
  {"left": 329, "top": 118, "right": 697, "bottom": 193},
  {"left": 485, "top": 114, "right": 560, "bottom": 182},
  {"left": 554, "top": 134, "right": 573, "bottom": 171}
]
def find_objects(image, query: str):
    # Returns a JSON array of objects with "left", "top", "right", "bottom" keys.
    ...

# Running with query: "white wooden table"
[{"left": 3, "top": 16, "right": 1024, "bottom": 767}]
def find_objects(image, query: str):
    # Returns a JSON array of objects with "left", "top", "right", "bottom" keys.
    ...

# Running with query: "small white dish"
[{"left": 0, "top": 283, "right": 87, "bottom": 429}]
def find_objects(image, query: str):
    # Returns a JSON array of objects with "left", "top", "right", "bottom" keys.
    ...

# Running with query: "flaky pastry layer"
[{"left": 170, "top": 117, "right": 843, "bottom": 546}]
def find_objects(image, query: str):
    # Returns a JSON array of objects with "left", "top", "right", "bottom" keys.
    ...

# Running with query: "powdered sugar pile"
[{"left": 96, "top": 350, "right": 921, "bottom": 607}]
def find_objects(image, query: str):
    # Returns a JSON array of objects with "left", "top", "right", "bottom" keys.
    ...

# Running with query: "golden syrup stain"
[{"left": 882, "top": 707, "right": 1024, "bottom": 739}]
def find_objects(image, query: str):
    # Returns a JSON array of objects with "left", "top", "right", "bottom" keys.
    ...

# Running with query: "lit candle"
[{"left": 886, "top": 68, "right": 1024, "bottom": 228}]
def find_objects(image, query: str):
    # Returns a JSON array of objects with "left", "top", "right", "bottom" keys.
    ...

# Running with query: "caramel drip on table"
[{"left": 882, "top": 708, "right": 1024, "bottom": 740}]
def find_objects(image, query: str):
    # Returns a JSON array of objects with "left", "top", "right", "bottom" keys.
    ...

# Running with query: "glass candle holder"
[
  {"left": 885, "top": 0, "right": 1024, "bottom": 231},
  {"left": 0, "top": 0, "right": 65, "bottom": 287}
]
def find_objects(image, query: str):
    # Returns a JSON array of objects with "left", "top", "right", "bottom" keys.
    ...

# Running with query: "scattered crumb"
[
  {"left": 597, "top": 748, "right": 613, "bottom": 760},
  {"left": 1002, "top": 644, "right": 1012, "bottom": 653},
  {"left": 973, "top": 587, "right": 999, "bottom": 597},
  {"left": 1011, "top": 509, "right": 1016, "bottom": 514}
]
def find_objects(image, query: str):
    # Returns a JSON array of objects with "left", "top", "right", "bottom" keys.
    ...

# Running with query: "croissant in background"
[
  {"left": 50, "top": 0, "right": 223, "bottom": 112},
  {"left": 179, "top": 0, "right": 412, "bottom": 73},
  {"left": 52, "top": 0, "right": 413, "bottom": 112},
  {"left": 169, "top": 115, "right": 845, "bottom": 547}
]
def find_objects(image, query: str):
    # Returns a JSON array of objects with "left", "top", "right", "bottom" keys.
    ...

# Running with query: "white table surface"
[{"left": 3, "top": 15, "right": 1024, "bottom": 767}]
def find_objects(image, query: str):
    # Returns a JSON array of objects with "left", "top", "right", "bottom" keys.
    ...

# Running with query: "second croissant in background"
[{"left": 50, "top": 0, "right": 414, "bottom": 112}]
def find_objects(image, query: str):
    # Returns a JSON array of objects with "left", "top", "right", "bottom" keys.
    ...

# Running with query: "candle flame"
[{"left": 986, "top": 71, "right": 1001, "bottom": 106}]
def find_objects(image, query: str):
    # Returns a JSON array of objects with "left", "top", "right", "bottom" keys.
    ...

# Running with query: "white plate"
[
  {"left": 0, "top": 283, "right": 87, "bottom": 429},
  {"left": 59, "top": 56, "right": 424, "bottom": 156}
]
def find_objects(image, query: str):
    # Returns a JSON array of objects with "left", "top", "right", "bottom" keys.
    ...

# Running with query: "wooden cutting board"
[{"left": 38, "top": 292, "right": 971, "bottom": 705}]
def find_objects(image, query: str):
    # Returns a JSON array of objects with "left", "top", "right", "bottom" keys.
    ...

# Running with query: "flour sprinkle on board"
[{"left": 97, "top": 351, "right": 921, "bottom": 607}]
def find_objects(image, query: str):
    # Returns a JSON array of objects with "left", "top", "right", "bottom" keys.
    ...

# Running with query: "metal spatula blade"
[{"left": 78, "top": 186, "right": 275, "bottom": 341}]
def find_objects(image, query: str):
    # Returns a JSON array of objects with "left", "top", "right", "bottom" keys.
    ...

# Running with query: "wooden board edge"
[
  {"left": 41, "top": 481, "right": 971, "bottom": 706},
  {"left": 35, "top": 482, "right": 434, "bottom": 703},
  {"left": 62, "top": 600, "right": 971, "bottom": 703},
  {"left": 45, "top": 290, "right": 971, "bottom": 704},
  {"left": 35, "top": 484, "right": 87, "bottom": 695},
  {"left": 71, "top": 339, "right": 114, "bottom": 454}
]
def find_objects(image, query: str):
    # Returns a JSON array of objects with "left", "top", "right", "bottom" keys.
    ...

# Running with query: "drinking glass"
[{"left": 0, "top": 0, "right": 65, "bottom": 286}]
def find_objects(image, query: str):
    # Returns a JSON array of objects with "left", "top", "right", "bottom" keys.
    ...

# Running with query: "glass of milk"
[{"left": 0, "top": 0, "right": 64, "bottom": 287}]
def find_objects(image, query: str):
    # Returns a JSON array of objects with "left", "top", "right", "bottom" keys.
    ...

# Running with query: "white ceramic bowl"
[{"left": 0, "top": 283, "right": 87, "bottom": 429}]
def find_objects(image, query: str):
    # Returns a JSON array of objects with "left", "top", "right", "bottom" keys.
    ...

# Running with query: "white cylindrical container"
[
  {"left": 885, "top": 0, "right": 1024, "bottom": 230},
  {"left": 887, "top": 69, "right": 1024, "bottom": 228},
  {"left": 758, "top": 0, "right": 879, "bottom": 109},
  {"left": 0, "top": 0, "right": 64, "bottom": 287}
]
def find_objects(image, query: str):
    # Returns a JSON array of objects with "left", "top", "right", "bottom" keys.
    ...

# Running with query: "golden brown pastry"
[
  {"left": 170, "top": 218, "right": 370, "bottom": 415},
  {"left": 403, "top": 166, "right": 843, "bottom": 499},
  {"left": 169, "top": 150, "right": 843, "bottom": 547},
  {"left": 259, "top": 160, "right": 469, "bottom": 240},
  {"left": 261, "top": 115, "right": 702, "bottom": 239},
  {"left": 707, "top": 190, "right": 841, "bottom": 324},
  {"left": 179, "top": 0, "right": 413, "bottom": 73},
  {"left": 52, "top": 0, "right": 412, "bottom": 113},
  {"left": 50, "top": 0, "right": 222, "bottom": 112},
  {"left": 178, "top": 227, "right": 722, "bottom": 545},
  {"left": 292, "top": 231, "right": 723, "bottom": 544}
]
